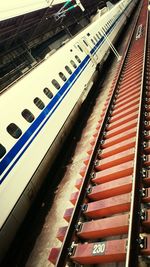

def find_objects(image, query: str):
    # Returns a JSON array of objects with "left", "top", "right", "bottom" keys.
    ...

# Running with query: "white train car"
[{"left": 0, "top": 0, "right": 137, "bottom": 261}]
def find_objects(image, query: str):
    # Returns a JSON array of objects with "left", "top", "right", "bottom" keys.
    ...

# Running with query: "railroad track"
[{"left": 49, "top": 0, "right": 150, "bottom": 266}]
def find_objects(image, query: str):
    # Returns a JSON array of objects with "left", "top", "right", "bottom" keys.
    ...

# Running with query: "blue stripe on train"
[{"left": 0, "top": 55, "right": 91, "bottom": 182}]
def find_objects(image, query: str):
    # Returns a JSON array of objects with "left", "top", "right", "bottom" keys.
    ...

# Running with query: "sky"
[{"left": 0, "top": 0, "right": 66, "bottom": 21}]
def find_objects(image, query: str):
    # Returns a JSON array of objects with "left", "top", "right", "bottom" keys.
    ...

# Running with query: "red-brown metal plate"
[
  {"left": 118, "top": 72, "right": 142, "bottom": 86},
  {"left": 101, "top": 128, "right": 136, "bottom": 148},
  {"left": 77, "top": 214, "right": 129, "bottom": 239},
  {"left": 75, "top": 178, "right": 83, "bottom": 189},
  {"left": 112, "top": 99, "right": 139, "bottom": 117},
  {"left": 84, "top": 193, "right": 131, "bottom": 219},
  {"left": 93, "top": 161, "right": 133, "bottom": 184},
  {"left": 100, "top": 138, "right": 136, "bottom": 159},
  {"left": 118, "top": 79, "right": 141, "bottom": 93},
  {"left": 63, "top": 207, "right": 74, "bottom": 222},
  {"left": 122, "top": 64, "right": 143, "bottom": 76},
  {"left": 116, "top": 88, "right": 139, "bottom": 102},
  {"left": 96, "top": 148, "right": 135, "bottom": 170},
  {"left": 107, "top": 112, "right": 138, "bottom": 131},
  {"left": 114, "top": 93, "right": 140, "bottom": 109},
  {"left": 79, "top": 166, "right": 87, "bottom": 177},
  {"left": 110, "top": 105, "right": 139, "bottom": 123},
  {"left": 70, "top": 239, "right": 127, "bottom": 264},
  {"left": 106, "top": 119, "right": 138, "bottom": 139},
  {"left": 88, "top": 176, "right": 132, "bottom": 200},
  {"left": 70, "top": 191, "right": 79, "bottom": 205},
  {"left": 48, "top": 248, "right": 60, "bottom": 264},
  {"left": 57, "top": 226, "right": 67, "bottom": 242},
  {"left": 117, "top": 78, "right": 141, "bottom": 92},
  {"left": 124, "top": 55, "right": 143, "bottom": 66}
]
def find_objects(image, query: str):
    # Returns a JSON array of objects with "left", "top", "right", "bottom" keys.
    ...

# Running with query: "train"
[{"left": 0, "top": 0, "right": 138, "bottom": 262}]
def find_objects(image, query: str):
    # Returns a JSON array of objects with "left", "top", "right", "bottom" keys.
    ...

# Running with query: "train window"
[
  {"left": 34, "top": 97, "right": 45, "bottom": 110},
  {"left": 22, "top": 109, "right": 35, "bottom": 123},
  {"left": 52, "top": 79, "right": 61, "bottom": 90},
  {"left": 98, "top": 31, "right": 101, "bottom": 38},
  {"left": 43, "top": 87, "right": 53, "bottom": 99},
  {"left": 77, "top": 45, "right": 83, "bottom": 52},
  {"left": 96, "top": 34, "right": 99, "bottom": 39},
  {"left": 65, "top": 65, "right": 72, "bottom": 75},
  {"left": 70, "top": 60, "right": 77, "bottom": 69},
  {"left": 91, "top": 39, "right": 95, "bottom": 45},
  {"left": 0, "top": 144, "right": 6, "bottom": 159},
  {"left": 7, "top": 123, "right": 22, "bottom": 139},
  {"left": 94, "top": 36, "right": 97, "bottom": 43},
  {"left": 75, "top": 55, "right": 81, "bottom": 63},
  {"left": 59, "top": 72, "right": 67, "bottom": 82},
  {"left": 83, "top": 39, "right": 88, "bottom": 47},
  {"left": 87, "top": 33, "right": 90, "bottom": 36}
]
